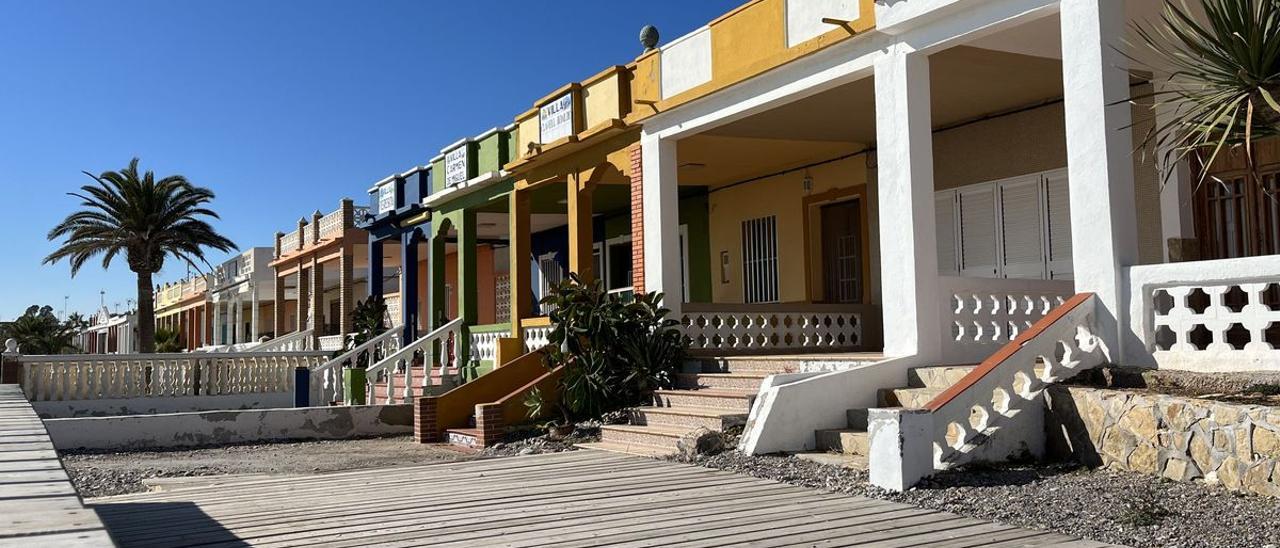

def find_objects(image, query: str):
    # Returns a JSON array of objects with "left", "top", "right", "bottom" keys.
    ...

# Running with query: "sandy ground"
[{"left": 62, "top": 436, "right": 477, "bottom": 498}]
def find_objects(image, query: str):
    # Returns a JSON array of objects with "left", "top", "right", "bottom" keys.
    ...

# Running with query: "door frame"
[{"left": 802, "top": 186, "right": 872, "bottom": 304}]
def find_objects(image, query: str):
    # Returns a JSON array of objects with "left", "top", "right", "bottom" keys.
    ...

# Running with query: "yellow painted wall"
[
  {"left": 583, "top": 69, "right": 623, "bottom": 130},
  {"left": 707, "top": 153, "right": 870, "bottom": 304}
]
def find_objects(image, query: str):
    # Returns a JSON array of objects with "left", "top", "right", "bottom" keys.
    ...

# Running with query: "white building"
[{"left": 206, "top": 248, "right": 275, "bottom": 350}]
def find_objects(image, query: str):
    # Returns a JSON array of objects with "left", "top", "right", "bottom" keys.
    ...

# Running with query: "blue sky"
[{"left": 0, "top": 0, "right": 739, "bottom": 321}]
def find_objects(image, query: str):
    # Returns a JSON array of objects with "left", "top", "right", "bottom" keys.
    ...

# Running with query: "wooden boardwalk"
[
  {"left": 0, "top": 384, "right": 114, "bottom": 547},
  {"left": 91, "top": 450, "right": 1122, "bottom": 547}
]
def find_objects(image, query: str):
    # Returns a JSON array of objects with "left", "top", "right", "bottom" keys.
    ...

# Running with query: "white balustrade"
[
  {"left": 1126, "top": 256, "right": 1280, "bottom": 372},
  {"left": 939, "top": 277, "right": 1074, "bottom": 365},
  {"left": 469, "top": 327, "right": 505, "bottom": 364},
  {"left": 317, "top": 335, "right": 345, "bottom": 352},
  {"left": 680, "top": 305, "right": 864, "bottom": 352},
  {"left": 522, "top": 324, "right": 553, "bottom": 353},
  {"left": 250, "top": 329, "right": 315, "bottom": 353},
  {"left": 363, "top": 318, "right": 464, "bottom": 405},
  {"left": 868, "top": 294, "right": 1106, "bottom": 491},
  {"left": 310, "top": 325, "right": 404, "bottom": 405},
  {"left": 16, "top": 352, "right": 330, "bottom": 403}
]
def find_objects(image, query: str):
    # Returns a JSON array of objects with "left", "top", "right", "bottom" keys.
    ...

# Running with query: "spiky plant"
[
  {"left": 44, "top": 158, "right": 236, "bottom": 353},
  {"left": 1128, "top": 0, "right": 1280, "bottom": 194}
]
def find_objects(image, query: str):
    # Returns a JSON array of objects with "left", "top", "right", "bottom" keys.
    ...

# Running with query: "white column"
[
  {"left": 1061, "top": 0, "right": 1140, "bottom": 355},
  {"left": 641, "top": 133, "right": 684, "bottom": 317},
  {"left": 251, "top": 283, "right": 261, "bottom": 342},
  {"left": 212, "top": 301, "right": 222, "bottom": 346},
  {"left": 1154, "top": 83, "right": 1195, "bottom": 262},
  {"left": 873, "top": 44, "right": 942, "bottom": 361}
]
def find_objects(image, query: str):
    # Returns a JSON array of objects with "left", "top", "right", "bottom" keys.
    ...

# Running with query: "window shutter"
[
  {"left": 1043, "top": 170, "right": 1073, "bottom": 279},
  {"left": 957, "top": 185, "right": 999, "bottom": 278},
  {"left": 935, "top": 191, "right": 959, "bottom": 276},
  {"left": 998, "top": 176, "right": 1046, "bottom": 279}
]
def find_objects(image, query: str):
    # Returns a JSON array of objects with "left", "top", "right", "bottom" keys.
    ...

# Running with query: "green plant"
[
  {"left": 523, "top": 386, "right": 570, "bottom": 427},
  {"left": 0, "top": 305, "right": 80, "bottom": 355},
  {"left": 153, "top": 327, "right": 184, "bottom": 353},
  {"left": 1127, "top": 0, "right": 1280, "bottom": 196},
  {"left": 346, "top": 296, "right": 389, "bottom": 368},
  {"left": 540, "top": 274, "right": 687, "bottom": 421},
  {"left": 44, "top": 158, "right": 236, "bottom": 353}
]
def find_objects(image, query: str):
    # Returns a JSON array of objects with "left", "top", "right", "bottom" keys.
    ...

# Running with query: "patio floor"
[{"left": 89, "top": 450, "right": 1122, "bottom": 547}]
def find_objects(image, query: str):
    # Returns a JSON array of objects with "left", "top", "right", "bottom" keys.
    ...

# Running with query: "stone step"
[
  {"left": 846, "top": 408, "right": 870, "bottom": 430},
  {"left": 576, "top": 441, "right": 675, "bottom": 458},
  {"left": 629, "top": 406, "right": 747, "bottom": 431},
  {"left": 907, "top": 365, "right": 977, "bottom": 389},
  {"left": 652, "top": 389, "right": 755, "bottom": 413},
  {"left": 878, "top": 386, "right": 945, "bottom": 409},
  {"left": 445, "top": 428, "right": 481, "bottom": 448},
  {"left": 695, "top": 357, "right": 804, "bottom": 374},
  {"left": 675, "top": 372, "right": 770, "bottom": 391},
  {"left": 814, "top": 428, "right": 870, "bottom": 456},
  {"left": 793, "top": 451, "right": 869, "bottom": 470},
  {"left": 598, "top": 424, "right": 686, "bottom": 451}
]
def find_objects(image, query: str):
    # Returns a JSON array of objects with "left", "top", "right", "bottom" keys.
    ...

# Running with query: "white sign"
[
  {"left": 444, "top": 146, "right": 468, "bottom": 187},
  {"left": 539, "top": 93, "right": 574, "bottom": 144},
  {"left": 377, "top": 183, "right": 396, "bottom": 214}
]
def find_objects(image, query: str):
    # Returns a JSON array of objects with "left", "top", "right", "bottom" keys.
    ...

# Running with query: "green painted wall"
[{"left": 591, "top": 193, "right": 711, "bottom": 303}]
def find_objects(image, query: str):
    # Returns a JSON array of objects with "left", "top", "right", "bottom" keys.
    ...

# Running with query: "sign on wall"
[
  {"left": 377, "top": 183, "right": 396, "bottom": 215},
  {"left": 539, "top": 93, "right": 574, "bottom": 144},
  {"left": 444, "top": 146, "right": 468, "bottom": 187}
]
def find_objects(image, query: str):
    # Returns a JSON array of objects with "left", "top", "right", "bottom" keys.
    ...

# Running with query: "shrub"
[{"left": 540, "top": 274, "right": 687, "bottom": 420}]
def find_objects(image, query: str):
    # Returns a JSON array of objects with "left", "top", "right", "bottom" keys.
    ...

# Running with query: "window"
[
  {"left": 936, "top": 168, "right": 1073, "bottom": 280},
  {"left": 605, "top": 236, "right": 633, "bottom": 294},
  {"left": 537, "top": 252, "right": 562, "bottom": 314},
  {"left": 741, "top": 215, "right": 779, "bottom": 304}
]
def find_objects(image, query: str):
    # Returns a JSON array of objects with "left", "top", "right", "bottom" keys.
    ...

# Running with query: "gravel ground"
[
  {"left": 679, "top": 451, "right": 1280, "bottom": 548},
  {"left": 62, "top": 436, "right": 476, "bottom": 498},
  {"left": 482, "top": 419, "right": 604, "bottom": 457}
]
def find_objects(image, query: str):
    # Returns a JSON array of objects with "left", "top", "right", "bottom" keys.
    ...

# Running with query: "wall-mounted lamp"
[{"left": 802, "top": 171, "right": 814, "bottom": 194}]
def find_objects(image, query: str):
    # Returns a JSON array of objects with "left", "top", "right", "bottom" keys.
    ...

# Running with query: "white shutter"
[
  {"left": 1043, "top": 170, "right": 1073, "bottom": 280},
  {"left": 935, "top": 191, "right": 959, "bottom": 276},
  {"left": 998, "top": 176, "right": 1046, "bottom": 279},
  {"left": 957, "top": 185, "right": 999, "bottom": 278}
]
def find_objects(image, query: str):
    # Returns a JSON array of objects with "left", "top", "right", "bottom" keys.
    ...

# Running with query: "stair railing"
[
  {"left": 310, "top": 325, "right": 404, "bottom": 405},
  {"left": 365, "top": 318, "right": 465, "bottom": 405},
  {"left": 248, "top": 328, "right": 315, "bottom": 353},
  {"left": 869, "top": 293, "right": 1107, "bottom": 491}
]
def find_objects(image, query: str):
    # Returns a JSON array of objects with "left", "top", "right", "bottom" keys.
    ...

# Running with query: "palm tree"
[
  {"left": 44, "top": 158, "right": 236, "bottom": 353},
  {"left": 1128, "top": 0, "right": 1280, "bottom": 192}
]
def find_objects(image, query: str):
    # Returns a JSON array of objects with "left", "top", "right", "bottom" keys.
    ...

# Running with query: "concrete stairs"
[
  {"left": 368, "top": 367, "right": 458, "bottom": 403},
  {"left": 811, "top": 365, "right": 976, "bottom": 461},
  {"left": 583, "top": 356, "right": 805, "bottom": 457}
]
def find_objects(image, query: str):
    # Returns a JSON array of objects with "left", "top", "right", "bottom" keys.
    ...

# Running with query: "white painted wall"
[
  {"left": 786, "top": 0, "right": 861, "bottom": 47},
  {"left": 33, "top": 393, "right": 294, "bottom": 419},
  {"left": 45, "top": 404, "right": 414, "bottom": 451},
  {"left": 660, "top": 27, "right": 712, "bottom": 99}
]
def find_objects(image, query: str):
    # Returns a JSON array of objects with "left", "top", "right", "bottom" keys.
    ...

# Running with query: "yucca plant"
[
  {"left": 44, "top": 158, "right": 236, "bottom": 353},
  {"left": 1128, "top": 0, "right": 1280, "bottom": 194}
]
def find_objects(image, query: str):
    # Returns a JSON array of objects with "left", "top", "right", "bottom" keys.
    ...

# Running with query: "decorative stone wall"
[{"left": 1047, "top": 386, "right": 1280, "bottom": 497}]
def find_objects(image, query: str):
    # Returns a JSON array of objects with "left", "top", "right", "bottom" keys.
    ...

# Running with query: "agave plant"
[{"left": 1127, "top": 0, "right": 1280, "bottom": 194}]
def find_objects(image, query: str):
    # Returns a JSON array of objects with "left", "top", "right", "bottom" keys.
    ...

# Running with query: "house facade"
[
  {"left": 206, "top": 248, "right": 275, "bottom": 349},
  {"left": 78, "top": 307, "right": 137, "bottom": 354}
]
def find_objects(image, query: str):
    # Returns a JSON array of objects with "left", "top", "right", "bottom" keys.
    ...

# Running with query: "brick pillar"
[
  {"left": 311, "top": 257, "right": 325, "bottom": 336},
  {"left": 273, "top": 274, "right": 286, "bottom": 337},
  {"left": 339, "top": 243, "right": 354, "bottom": 340},
  {"left": 414, "top": 396, "right": 440, "bottom": 443},
  {"left": 475, "top": 403, "right": 505, "bottom": 447},
  {"left": 297, "top": 262, "right": 310, "bottom": 333},
  {"left": 629, "top": 144, "right": 645, "bottom": 294}
]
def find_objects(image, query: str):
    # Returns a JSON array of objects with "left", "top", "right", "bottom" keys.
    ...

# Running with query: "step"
[
  {"left": 629, "top": 406, "right": 747, "bottom": 431},
  {"left": 675, "top": 372, "right": 769, "bottom": 391},
  {"left": 814, "top": 428, "right": 869, "bottom": 456},
  {"left": 793, "top": 451, "right": 869, "bottom": 470},
  {"left": 598, "top": 424, "right": 687, "bottom": 450},
  {"left": 907, "top": 365, "right": 977, "bottom": 389},
  {"left": 878, "top": 386, "right": 945, "bottom": 409},
  {"left": 652, "top": 389, "right": 755, "bottom": 413},
  {"left": 846, "top": 408, "right": 869, "bottom": 430},
  {"left": 696, "top": 354, "right": 886, "bottom": 374},
  {"left": 445, "top": 428, "right": 481, "bottom": 448},
  {"left": 576, "top": 441, "right": 675, "bottom": 458}
]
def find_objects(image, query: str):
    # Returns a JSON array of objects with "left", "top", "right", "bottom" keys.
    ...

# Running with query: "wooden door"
[{"left": 821, "top": 200, "right": 862, "bottom": 304}]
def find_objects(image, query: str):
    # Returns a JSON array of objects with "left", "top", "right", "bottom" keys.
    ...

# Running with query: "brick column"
[
  {"left": 273, "top": 274, "right": 286, "bottom": 337},
  {"left": 297, "top": 262, "right": 310, "bottom": 333},
  {"left": 475, "top": 403, "right": 505, "bottom": 447},
  {"left": 311, "top": 257, "right": 325, "bottom": 336},
  {"left": 339, "top": 243, "right": 354, "bottom": 340},
  {"left": 414, "top": 396, "right": 440, "bottom": 443},
  {"left": 629, "top": 144, "right": 645, "bottom": 294}
]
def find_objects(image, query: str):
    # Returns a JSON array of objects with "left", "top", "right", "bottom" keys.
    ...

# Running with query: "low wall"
[
  {"left": 1047, "top": 386, "right": 1280, "bottom": 497},
  {"left": 33, "top": 393, "right": 294, "bottom": 419},
  {"left": 46, "top": 404, "right": 413, "bottom": 451}
]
